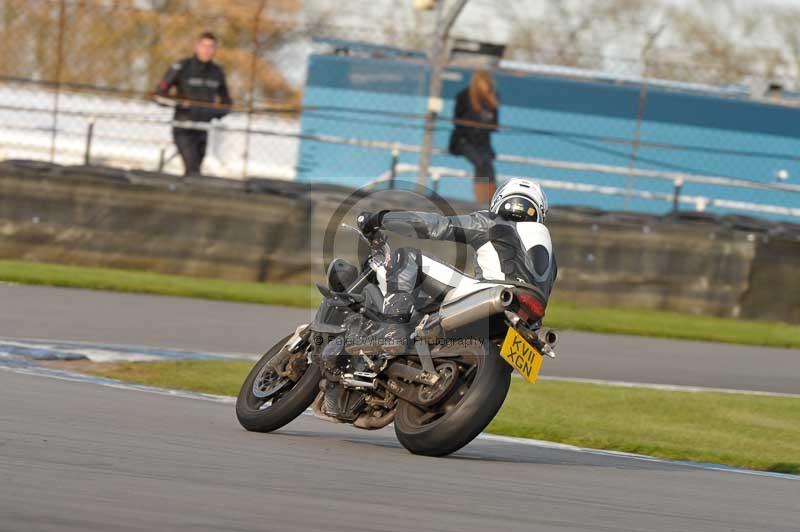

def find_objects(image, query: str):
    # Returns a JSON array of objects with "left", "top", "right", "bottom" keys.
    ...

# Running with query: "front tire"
[
  {"left": 394, "top": 339, "right": 511, "bottom": 457},
  {"left": 236, "top": 333, "right": 321, "bottom": 433}
]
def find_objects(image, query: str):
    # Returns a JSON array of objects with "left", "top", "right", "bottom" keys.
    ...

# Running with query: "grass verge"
[
  {"left": 2, "top": 259, "right": 800, "bottom": 348},
  {"left": 0, "top": 259, "right": 318, "bottom": 307},
  {"left": 78, "top": 359, "right": 800, "bottom": 474},
  {"left": 543, "top": 303, "right": 800, "bottom": 348}
]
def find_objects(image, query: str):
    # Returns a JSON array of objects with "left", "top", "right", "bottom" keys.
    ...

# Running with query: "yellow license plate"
[{"left": 500, "top": 328, "right": 544, "bottom": 384}]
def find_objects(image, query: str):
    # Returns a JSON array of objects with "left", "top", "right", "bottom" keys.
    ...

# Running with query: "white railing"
[
  {"left": 368, "top": 163, "right": 800, "bottom": 218},
  {"left": 2, "top": 89, "right": 799, "bottom": 219}
]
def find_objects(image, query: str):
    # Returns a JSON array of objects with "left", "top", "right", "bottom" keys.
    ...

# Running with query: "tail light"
[{"left": 515, "top": 291, "right": 545, "bottom": 322}]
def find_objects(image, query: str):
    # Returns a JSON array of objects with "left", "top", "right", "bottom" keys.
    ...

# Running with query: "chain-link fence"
[
  {"left": 0, "top": 0, "right": 302, "bottom": 177},
  {"left": 2, "top": 0, "right": 800, "bottom": 222},
  {"left": 296, "top": 42, "right": 800, "bottom": 222}
]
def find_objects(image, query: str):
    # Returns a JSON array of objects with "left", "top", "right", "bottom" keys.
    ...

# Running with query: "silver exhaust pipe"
[
  {"left": 341, "top": 376, "right": 376, "bottom": 389},
  {"left": 537, "top": 328, "right": 558, "bottom": 347},
  {"left": 311, "top": 390, "right": 345, "bottom": 424},
  {"left": 353, "top": 409, "right": 395, "bottom": 430},
  {"left": 439, "top": 286, "right": 514, "bottom": 332}
]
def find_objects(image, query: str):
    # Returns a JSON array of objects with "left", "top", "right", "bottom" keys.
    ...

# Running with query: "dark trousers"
[
  {"left": 173, "top": 127, "right": 208, "bottom": 176},
  {"left": 460, "top": 142, "right": 496, "bottom": 183}
]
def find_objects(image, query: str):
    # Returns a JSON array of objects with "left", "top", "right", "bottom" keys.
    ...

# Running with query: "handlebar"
[
  {"left": 339, "top": 223, "right": 370, "bottom": 245},
  {"left": 340, "top": 223, "right": 390, "bottom": 268}
]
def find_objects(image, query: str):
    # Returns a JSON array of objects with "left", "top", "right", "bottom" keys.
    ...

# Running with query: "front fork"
[{"left": 266, "top": 323, "right": 311, "bottom": 373}]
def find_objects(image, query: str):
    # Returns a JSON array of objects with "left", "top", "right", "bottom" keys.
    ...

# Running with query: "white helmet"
[{"left": 490, "top": 178, "right": 548, "bottom": 223}]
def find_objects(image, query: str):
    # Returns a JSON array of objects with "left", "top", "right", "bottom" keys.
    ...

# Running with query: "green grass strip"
[
  {"left": 1, "top": 259, "right": 799, "bottom": 348},
  {"left": 544, "top": 302, "right": 800, "bottom": 349},
  {"left": 0, "top": 259, "right": 318, "bottom": 307},
  {"left": 491, "top": 379, "right": 799, "bottom": 475},
  {"left": 83, "top": 360, "right": 255, "bottom": 397},
  {"left": 83, "top": 360, "right": 800, "bottom": 475}
]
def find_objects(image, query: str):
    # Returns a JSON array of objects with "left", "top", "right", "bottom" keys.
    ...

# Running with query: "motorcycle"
[{"left": 235, "top": 224, "right": 558, "bottom": 456}]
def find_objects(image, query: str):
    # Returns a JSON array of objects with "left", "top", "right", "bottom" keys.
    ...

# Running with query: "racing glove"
[{"left": 357, "top": 210, "right": 389, "bottom": 238}]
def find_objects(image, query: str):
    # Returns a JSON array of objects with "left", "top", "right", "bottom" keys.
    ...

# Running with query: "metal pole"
[
  {"left": 50, "top": 0, "right": 67, "bottom": 163},
  {"left": 158, "top": 145, "right": 167, "bottom": 172},
  {"left": 416, "top": 0, "right": 469, "bottom": 193},
  {"left": 625, "top": 24, "right": 664, "bottom": 211},
  {"left": 625, "top": 81, "right": 647, "bottom": 211},
  {"left": 388, "top": 146, "right": 399, "bottom": 190},
  {"left": 431, "top": 170, "right": 440, "bottom": 196},
  {"left": 83, "top": 119, "right": 95, "bottom": 165},
  {"left": 672, "top": 178, "right": 683, "bottom": 213},
  {"left": 242, "top": 1, "right": 267, "bottom": 178}
]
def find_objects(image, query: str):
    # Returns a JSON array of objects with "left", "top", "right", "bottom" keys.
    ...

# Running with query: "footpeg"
[{"left": 341, "top": 373, "right": 376, "bottom": 389}]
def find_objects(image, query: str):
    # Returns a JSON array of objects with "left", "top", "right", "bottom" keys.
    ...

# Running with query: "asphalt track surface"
[
  {"left": 1, "top": 369, "right": 798, "bottom": 532},
  {"left": 2, "top": 284, "right": 798, "bottom": 393}
]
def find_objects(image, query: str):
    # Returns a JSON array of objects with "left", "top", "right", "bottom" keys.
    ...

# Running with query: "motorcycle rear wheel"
[
  {"left": 394, "top": 339, "right": 511, "bottom": 457},
  {"left": 236, "top": 333, "right": 321, "bottom": 433}
]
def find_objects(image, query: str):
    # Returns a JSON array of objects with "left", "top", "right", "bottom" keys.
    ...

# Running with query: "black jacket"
[
  {"left": 448, "top": 88, "right": 499, "bottom": 156},
  {"left": 155, "top": 55, "right": 232, "bottom": 123}
]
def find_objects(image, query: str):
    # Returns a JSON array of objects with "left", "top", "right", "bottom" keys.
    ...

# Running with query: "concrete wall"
[
  {"left": 2, "top": 162, "right": 798, "bottom": 323},
  {"left": 0, "top": 165, "right": 314, "bottom": 283}
]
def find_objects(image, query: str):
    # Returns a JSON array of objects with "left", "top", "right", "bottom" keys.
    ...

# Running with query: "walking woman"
[{"left": 448, "top": 70, "right": 500, "bottom": 203}]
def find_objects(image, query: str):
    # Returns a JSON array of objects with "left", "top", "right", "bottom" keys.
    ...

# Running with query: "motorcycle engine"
[
  {"left": 321, "top": 380, "right": 366, "bottom": 422},
  {"left": 318, "top": 331, "right": 373, "bottom": 422}
]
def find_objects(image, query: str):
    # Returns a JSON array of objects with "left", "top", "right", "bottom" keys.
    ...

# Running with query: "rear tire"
[
  {"left": 394, "top": 339, "right": 511, "bottom": 457},
  {"left": 236, "top": 334, "right": 321, "bottom": 433}
]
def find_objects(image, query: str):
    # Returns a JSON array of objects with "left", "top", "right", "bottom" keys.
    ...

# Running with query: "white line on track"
[
  {"left": 0, "top": 335, "right": 256, "bottom": 363},
  {"left": 0, "top": 365, "right": 236, "bottom": 404},
  {"left": 3, "top": 364, "right": 797, "bottom": 482},
  {"left": 5, "top": 335, "right": 796, "bottom": 398}
]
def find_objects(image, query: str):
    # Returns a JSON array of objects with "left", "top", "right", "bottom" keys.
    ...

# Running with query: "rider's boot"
[{"left": 347, "top": 291, "right": 415, "bottom": 355}]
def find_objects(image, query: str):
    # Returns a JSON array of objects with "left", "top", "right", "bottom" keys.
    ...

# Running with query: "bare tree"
[
  {"left": 0, "top": 0, "right": 308, "bottom": 106},
  {"left": 645, "top": 0, "right": 761, "bottom": 85},
  {"left": 499, "top": 0, "right": 656, "bottom": 72},
  {"left": 766, "top": 5, "right": 800, "bottom": 88}
]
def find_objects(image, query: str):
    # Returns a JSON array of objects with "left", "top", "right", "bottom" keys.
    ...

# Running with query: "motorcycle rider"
[{"left": 354, "top": 178, "right": 557, "bottom": 350}]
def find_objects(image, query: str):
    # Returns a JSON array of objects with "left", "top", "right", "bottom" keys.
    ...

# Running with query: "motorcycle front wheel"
[
  {"left": 394, "top": 338, "right": 512, "bottom": 457},
  {"left": 236, "top": 333, "right": 321, "bottom": 433}
]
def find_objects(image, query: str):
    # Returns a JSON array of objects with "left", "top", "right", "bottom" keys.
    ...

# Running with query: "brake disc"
[{"left": 252, "top": 363, "right": 289, "bottom": 398}]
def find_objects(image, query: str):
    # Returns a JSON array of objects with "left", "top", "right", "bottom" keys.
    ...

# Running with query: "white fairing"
[
  {"left": 418, "top": 256, "right": 509, "bottom": 304},
  {"left": 441, "top": 278, "right": 509, "bottom": 303},
  {"left": 420, "top": 255, "right": 470, "bottom": 287}
]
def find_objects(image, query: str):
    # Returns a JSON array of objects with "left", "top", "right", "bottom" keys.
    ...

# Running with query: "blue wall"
[{"left": 298, "top": 53, "right": 800, "bottom": 219}]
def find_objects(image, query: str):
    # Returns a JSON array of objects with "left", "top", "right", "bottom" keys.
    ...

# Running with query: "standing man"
[{"left": 154, "top": 31, "right": 233, "bottom": 176}]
